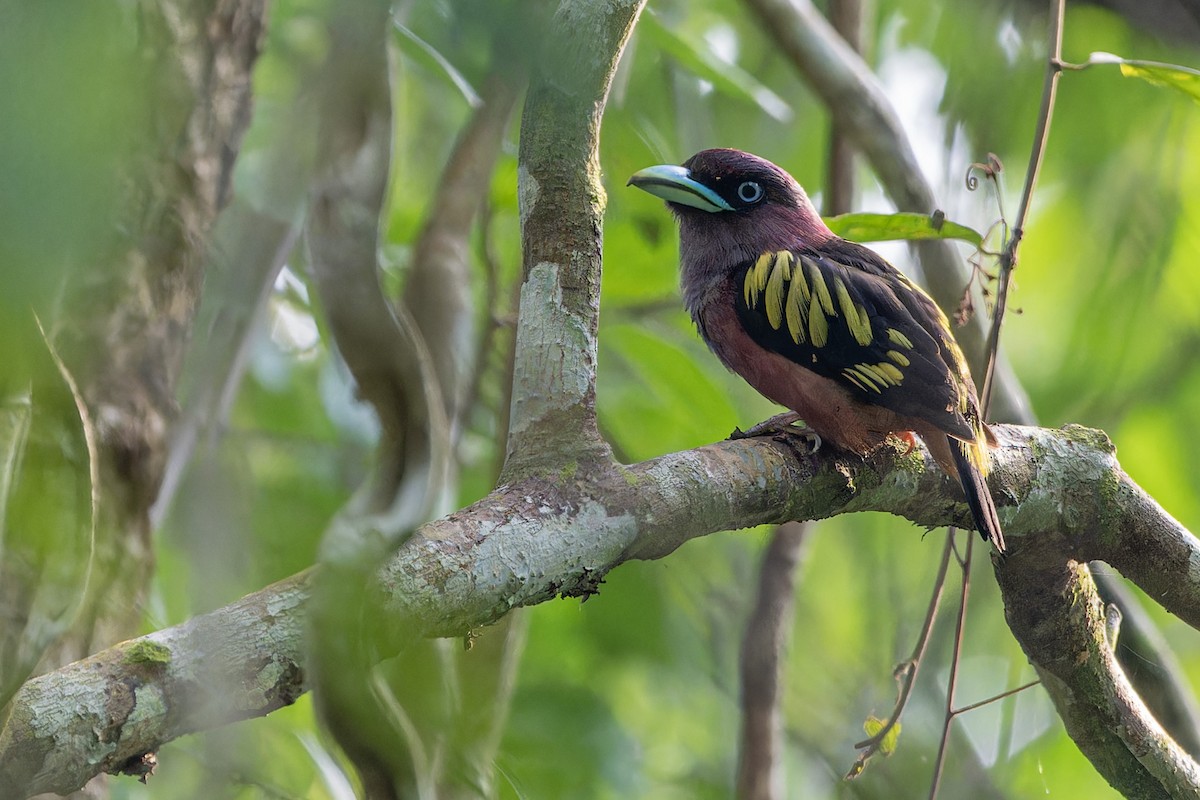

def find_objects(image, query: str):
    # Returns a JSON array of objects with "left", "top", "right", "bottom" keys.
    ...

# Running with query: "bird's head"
[{"left": 628, "top": 149, "right": 833, "bottom": 306}]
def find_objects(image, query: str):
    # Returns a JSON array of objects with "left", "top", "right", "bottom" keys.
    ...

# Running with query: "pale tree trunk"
[{"left": 0, "top": 1, "right": 266, "bottom": 795}]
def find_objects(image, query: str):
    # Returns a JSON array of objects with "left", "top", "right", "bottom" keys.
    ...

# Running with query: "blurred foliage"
[
  {"left": 3, "top": 0, "right": 1197, "bottom": 798},
  {"left": 0, "top": 3, "right": 149, "bottom": 389}
]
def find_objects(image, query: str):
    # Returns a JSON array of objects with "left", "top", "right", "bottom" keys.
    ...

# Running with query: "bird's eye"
[{"left": 737, "top": 181, "right": 764, "bottom": 204}]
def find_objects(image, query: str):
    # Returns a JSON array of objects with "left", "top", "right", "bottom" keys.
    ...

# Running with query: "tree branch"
[
  {"left": 6, "top": 423, "right": 1199, "bottom": 796},
  {"left": 996, "top": 555, "right": 1200, "bottom": 798},
  {"left": 1098, "top": 576, "right": 1200, "bottom": 756},
  {"left": 305, "top": 0, "right": 449, "bottom": 534},
  {"left": 403, "top": 71, "right": 522, "bottom": 430},
  {"left": 151, "top": 207, "right": 300, "bottom": 530},
  {"left": 736, "top": 521, "right": 809, "bottom": 800},
  {"left": 504, "top": 0, "right": 647, "bottom": 478},
  {"left": 0, "top": 573, "right": 308, "bottom": 797},
  {"left": 392, "top": 65, "right": 526, "bottom": 800}
]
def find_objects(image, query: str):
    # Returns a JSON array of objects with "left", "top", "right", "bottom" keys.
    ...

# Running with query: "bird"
[{"left": 628, "top": 148, "right": 1005, "bottom": 553}]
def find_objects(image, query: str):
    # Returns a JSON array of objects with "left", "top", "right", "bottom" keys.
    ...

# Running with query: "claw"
[
  {"left": 781, "top": 426, "right": 822, "bottom": 455},
  {"left": 730, "top": 412, "right": 822, "bottom": 454},
  {"left": 732, "top": 411, "right": 804, "bottom": 439}
]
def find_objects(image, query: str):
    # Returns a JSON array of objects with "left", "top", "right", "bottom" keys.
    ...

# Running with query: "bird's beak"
[{"left": 627, "top": 164, "right": 734, "bottom": 213}]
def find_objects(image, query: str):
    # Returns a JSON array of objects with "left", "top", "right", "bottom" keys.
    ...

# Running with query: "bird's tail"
[{"left": 949, "top": 436, "right": 1006, "bottom": 554}]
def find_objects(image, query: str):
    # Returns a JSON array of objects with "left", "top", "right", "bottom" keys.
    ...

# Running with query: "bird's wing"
[{"left": 734, "top": 241, "right": 976, "bottom": 441}]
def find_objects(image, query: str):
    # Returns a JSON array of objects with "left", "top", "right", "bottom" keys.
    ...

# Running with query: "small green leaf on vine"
[{"left": 864, "top": 714, "right": 901, "bottom": 756}]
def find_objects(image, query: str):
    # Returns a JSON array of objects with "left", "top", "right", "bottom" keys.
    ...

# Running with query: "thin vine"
[{"left": 927, "top": 0, "right": 1068, "bottom": 796}]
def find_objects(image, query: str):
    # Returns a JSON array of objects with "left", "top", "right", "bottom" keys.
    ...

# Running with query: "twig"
[
  {"left": 306, "top": 12, "right": 450, "bottom": 535},
  {"left": 928, "top": 534, "right": 974, "bottom": 799},
  {"left": 850, "top": 533, "right": 955, "bottom": 763},
  {"left": 150, "top": 214, "right": 301, "bottom": 528},
  {"left": 494, "top": 276, "right": 523, "bottom": 480},
  {"left": 824, "top": 0, "right": 863, "bottom": 217},
  {"left": 10, "top": 311, "right": 100, "bottom": 695},
  {"left": 35, "top": 313, "right": 97, "bottom": 589},
  {"left": 928, "top": 3, "right": 1066, "bottom": 795},
  {"left": 460, "top": 198, "right": 505, "bottom": 447},
  {"left": 979, "top": 0, "right": 1066, "bottom": 409},
  {"left": 952, "top": 679, "right": 1041, "bottom": 717}
]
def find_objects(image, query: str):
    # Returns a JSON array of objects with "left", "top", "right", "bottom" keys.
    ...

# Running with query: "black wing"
[{"left": 734, "top": 240, "right": 975, "bottom": 440}]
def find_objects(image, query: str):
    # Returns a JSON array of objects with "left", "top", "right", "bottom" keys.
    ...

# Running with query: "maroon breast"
[{"left": 696, "top": 281, "right": 905, "bottom": 456}]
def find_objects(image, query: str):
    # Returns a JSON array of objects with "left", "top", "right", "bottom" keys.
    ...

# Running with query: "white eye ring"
[{"left": 737, "top": 181, "right": 764, "bottom": 204}]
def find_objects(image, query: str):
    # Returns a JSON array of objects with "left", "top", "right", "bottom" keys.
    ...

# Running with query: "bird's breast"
[{"left": 697, "top": 281, "right": 907, "bottom": 455}]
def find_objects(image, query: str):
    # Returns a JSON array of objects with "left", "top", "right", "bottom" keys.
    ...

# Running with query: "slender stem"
[
  {"left": 935, "top": 5, "right": 1066, "bottom": 790},
  {"left": 980, "top": 0, "right": 1066, "bottom": 410},
  {"left": 930, "top": 4, "right": 1066, "bottom": 789},
  {"left": 928, "top": 534, "right": 974, "bottom": 800},
  {"left": 952, "top": 679, "right": 1041, "bottom": 717},
  {"left": 852, "top": 532, "right": 955, "bottom": 753},
  {"left": 931, "top": 3, "right": 1067, "bottom": 792}
]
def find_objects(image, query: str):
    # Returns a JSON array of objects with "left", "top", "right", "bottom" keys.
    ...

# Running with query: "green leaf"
[
  {"left": 1087, "top": 52, "right": 1200, "bottom": 104},
  {"left": 638, "top": 12, "right": 792, "bottom": 122},
  {"left": 1119, "top": 61, "right": 1200, "bottom": 104},
  {"left": 862, "top": 714, "right": 901, "bottom": 756},
  {"left": 824, "top": 212, "right": 984, "bottom": 247}
]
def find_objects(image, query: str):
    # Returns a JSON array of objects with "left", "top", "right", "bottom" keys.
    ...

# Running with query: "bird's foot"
[
  {"left": 731, "top": 411, "right": 804, "bottom": 439},
  {"left": 730, "top": 412, "right": 822, "bottom": 454}
]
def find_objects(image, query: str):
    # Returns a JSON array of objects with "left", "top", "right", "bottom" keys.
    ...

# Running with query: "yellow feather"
[
  {"left": 792, "top": 256, "right": 812, "bottom": 306},
  {"left": 785, "top": 269, "right": 807, "bottom": 344},
  {"left": 755, "top": 252, "right": 773, "bottom": 290},
  {"left": 805, "top": 258, "right": 836, "bottom": 316},
  {"left": 886, "top": 350, "right": 910, "bottom": 367},
  {"left": 960, "top": 439, "right": 990, "bottom": 478},
  {"left": 874, "top": 362, "right": 903, "bottom": 385},
  {"left": 842, "top": 370, "right": 870, "bottom": 393},
  {"left": 886, "top": 328, "right": 913, "bottom": 349},
  {"left": 845, "top": 366, "right": 881, "bottom": 393},
  {"left": 808, "top": 294, "right": 828, "bottom": 347},
  {"left": 745, "top": 252, "right": 773, "bottom": 307},
  {"left": 858, "top": 363, "right": 890, "bottom": 387},
  {"left": 936, "top": 310, "right": 954, "bottom": 336},
  {"left": 764, "top": 255, "right": 788, "bottom": 330},
  {"left": 858, "top": 368, "right": 882, "bottom": 393},
  {"left": 834, "top": 278, "right": 872, "bottom": 346},
  {"left": 774, "top": 250, "right": 793, "bottom": 278}
]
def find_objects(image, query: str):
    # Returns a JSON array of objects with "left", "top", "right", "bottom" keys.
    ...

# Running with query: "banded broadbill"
[{"left": 629, "top": 148, "right": 1004, "bottom": 553}]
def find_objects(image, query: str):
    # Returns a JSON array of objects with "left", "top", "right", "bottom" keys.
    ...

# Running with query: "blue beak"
[{"left": 627, "top": 164, "right": 734, "bottom": 213}]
